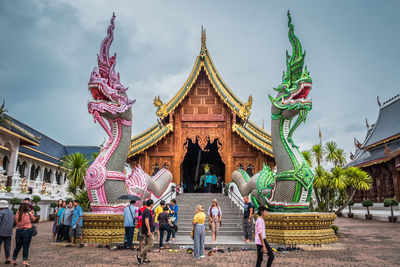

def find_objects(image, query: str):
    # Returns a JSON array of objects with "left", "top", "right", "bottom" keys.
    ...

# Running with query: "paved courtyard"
[{"left": 1, "top": 217, "right": 399, "bottom": 267}]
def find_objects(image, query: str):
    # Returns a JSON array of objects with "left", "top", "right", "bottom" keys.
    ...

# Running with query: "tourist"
[
  {"left": 255, "top": 206, "right": 274, "bottom": 267},
  {"left": 0, "top": 200, "right": 13, "bottom": 264},
  {"left": 137, "top": 200, "right": 148, "bottom": 251},
  {"left": 208, "top": 199, "right": 222, "bottom": 242},
  {"left": 11, "top": 203, "right": 35, "bottom": 266},
  {"left": 205, "top": 173, "right": 212, "bottom": 193},
  {"left": 153, "top": 200, "right": 165, "bottom": 242},
  {"left": 158, "top": 206, "right": 173, "bottom": 249},
  {"left": 23, "top": 198, "right": 33, "bottom": 212},
  {"left": 123, "top": 200, "right": 137, "bottom": 249},
  {"left": 243, "top": 195, "right": 253, "bottom": 242},
  {"left": 136, "top": 199, "right": 155, "bottom": 264},
  {"left": 62, "top": 201, "right": 74, "bottom": 242},
  {"left": 69, "top": 200, "right": 83, "bottom": 248},
  {"left": 192, "top": 205, "right": 206, "bottom": 259},
  {"left": 52, "top": 199, "right": 63, "bottom": 242},
  {"left": 56, "top": 201, "right": 66, "bottom": 242},
  {"left": 168, "top": 199, "right": 178, "bottom": 241}
]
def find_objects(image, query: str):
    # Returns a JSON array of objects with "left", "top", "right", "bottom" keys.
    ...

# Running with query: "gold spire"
[{"left": 200, "top": 26, "right": 207, "bottom": 56}]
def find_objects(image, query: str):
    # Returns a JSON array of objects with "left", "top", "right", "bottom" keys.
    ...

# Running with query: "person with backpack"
[
  {"left": 0, "top": 200, "right": 14, "bottom": 264},
  {"left": 123, "top": 200, "right": 138, "bottom": 249},
  {"left": 168, "top": 199, "right": 178, "bottom": 241},
  {"left": 158, "top": 206, "right": 173, "bottom": 249},
  {"left": 137, "top": 200, "right": 148, "bottom": 251},
  {"left": 208, "top": 199, "right": 222, "bottom": 242}
]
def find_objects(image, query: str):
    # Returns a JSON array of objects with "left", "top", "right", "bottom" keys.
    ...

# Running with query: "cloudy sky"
[{"left": 1, "top": 0, "right": 399, "bottom": 163}]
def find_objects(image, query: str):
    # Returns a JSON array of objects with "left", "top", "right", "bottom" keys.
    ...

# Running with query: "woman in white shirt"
[{"left": 208, "top": 199, "right": 222, "bottom": 242}]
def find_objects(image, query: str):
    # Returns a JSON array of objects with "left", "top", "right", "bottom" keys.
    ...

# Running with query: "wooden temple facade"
[
  {"left": 128, "top": 29, "right": 275, "bottom": 185},
  {"left": 347, "top": 94, "right": 400, "bottom": 202}
]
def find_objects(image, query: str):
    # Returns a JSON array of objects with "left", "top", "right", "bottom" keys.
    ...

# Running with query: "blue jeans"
[
  {"left": 12, "top": 229, "right": 33, "bottom": 261},
  {"left": 159, "top": 224, "right": 171, "bottom": 247},
  {"left": 0, "top": 236, "right": 11, "bottom": 259},
  {"left": 124, "top": 227, "right": 135, "bottom": 248}
]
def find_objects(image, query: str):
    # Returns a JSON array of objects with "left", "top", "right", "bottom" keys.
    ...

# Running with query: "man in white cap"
[{"left": 0, "top": 200, "right": 14, "bottom": 264}]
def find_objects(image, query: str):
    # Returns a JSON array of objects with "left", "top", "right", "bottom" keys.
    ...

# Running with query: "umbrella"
[{"left": 118, "top": 194, "right": 141, "bottom": 201}]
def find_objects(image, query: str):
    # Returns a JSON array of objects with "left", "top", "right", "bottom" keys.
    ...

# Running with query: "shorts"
[
  {"left": 137, "top": 227, "right": 143, "bottom": 242},
  {"left": 69, "top": 226, "right": 82, "bottom": 238}
]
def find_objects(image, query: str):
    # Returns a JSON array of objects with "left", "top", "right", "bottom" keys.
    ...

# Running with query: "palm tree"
[
  {"left": 325, "top": 141, "right": 338, "bottom": 166},
  {"left": 335, "top": 167, "right": 372, "bottom": 214},
  {"left": 313, "top": 166, "right": 329, "bottom": 210},
  {"left": 311, "top": 144, "right": 325, "bottom": 166},
  {"left": 60, "top": 153, "right": 89, "bottom": 195},
  {"left": 325, "top": 167, "right": 347, "bottom": 212},
  {"left": 301, "top": 150, "right": 314, "bottom": 167},
  {"left": 335, "top": 148, "right": 347, "bottom": 167}
]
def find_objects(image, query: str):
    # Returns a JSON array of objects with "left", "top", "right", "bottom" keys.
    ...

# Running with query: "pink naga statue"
[{"left": 85, "top": 14, "right": 172, "bottom": 213}]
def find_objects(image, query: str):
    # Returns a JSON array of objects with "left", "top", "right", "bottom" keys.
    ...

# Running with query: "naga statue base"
[
  {"left": 265, "top": 213, "right": 338, "bottom": 245},
  {"left": 82, "top": 213, "right": 126, "bottom": 244}
]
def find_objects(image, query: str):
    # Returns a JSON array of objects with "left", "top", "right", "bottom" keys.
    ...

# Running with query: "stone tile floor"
[{"left": 1, "top": 217, "right": 399, "bottom": 266}]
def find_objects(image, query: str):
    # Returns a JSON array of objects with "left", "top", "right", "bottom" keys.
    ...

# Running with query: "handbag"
[
  {"left": 29, "top": 213, "right": 38, "bottom": 237},
  {"left": 128, "top": 206, "right": 137, "bottom": 226}
]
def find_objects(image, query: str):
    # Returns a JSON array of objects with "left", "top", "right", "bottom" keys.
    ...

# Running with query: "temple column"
[
  {"left": 389, "top": 161, "right": 399, "bottom": 200},
  {"left": 6, "top": 139, "right": 19, "bottom": 187},
  {"left": 173, "top": 113, "right": 182, "bottom": 185},
  {"left": 225, "top": 112, "right": 233, "bottom": 183},
  {"left": 26, "top": 162, "right": 32, "bottom": 182}
]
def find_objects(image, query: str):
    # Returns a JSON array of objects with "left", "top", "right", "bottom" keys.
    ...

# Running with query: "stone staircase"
[{"left": 175, "top": 193, "right": 244, "bottom": 237}]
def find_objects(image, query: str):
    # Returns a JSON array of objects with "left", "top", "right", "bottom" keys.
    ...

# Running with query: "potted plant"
[
  {"left": 32, "top": 195, "right": 41, "bottom": 222},
  {"left": 347, "top": 200, "right": 354, "bottom": 218},
  {"left": 384, "top": 198, "right": 399, "bottom": 223},
  {"left": 362, "top": 199, "right": 373, "bottom": 220},
  {"left": 6, "top": 186, "right": 11, "bottom": 192},
  {"left": 10, "top": 197, "right": 21, "bottom": 214},
  {"left": 49, "top": 202, "right": 57, "bottom": 221}
]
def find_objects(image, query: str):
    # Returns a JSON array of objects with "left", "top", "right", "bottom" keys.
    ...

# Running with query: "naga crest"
[
  {"left": 270, "top": 11, "right": 312, "bottom": 122},
  {"left": 153, "top": 96, "right": 168, "bottom": 118},
  {"left": 88, "top": 13, "right": 135, "bottom": 120}
]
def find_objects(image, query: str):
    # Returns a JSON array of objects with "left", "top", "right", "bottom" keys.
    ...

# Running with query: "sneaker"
[
  {"left": 136, "top": 255, "right": 142, "bottom": 265},
  {"left": 143, "top": 259, "right": 152, "bottom": 263},
  {"left": 200, "top": 255, "right": 205, "bottom": 258}
]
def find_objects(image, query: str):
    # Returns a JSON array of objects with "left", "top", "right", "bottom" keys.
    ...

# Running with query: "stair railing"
[
  {"left": 153, "top": 185, "right": 176, "bottom": 209},
  {"left": 228, "top": 184, "right": 246, "bottom": 216}
]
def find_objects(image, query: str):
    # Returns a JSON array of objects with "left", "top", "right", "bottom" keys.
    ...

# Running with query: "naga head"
[
  {"left": 270, "top": 11, "right": 312, "bottom": 121},
  {"left": 88, "top": 13, "right": 135, "bottom": 122}
]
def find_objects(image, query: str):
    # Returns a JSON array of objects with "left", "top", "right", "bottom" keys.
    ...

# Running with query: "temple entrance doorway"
[{"left": 181, "top": 138, "right": 225, "bottom": 193}]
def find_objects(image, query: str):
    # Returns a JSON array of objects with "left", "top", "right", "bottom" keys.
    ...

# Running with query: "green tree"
[
  {"left": 313, "top": 166, "right": 329, "bottom": 210},
  {"left": 311, "top": 144, "right": 325, "bottom": 167},
  {"left": 301, "top": 150, "right": 314, "bottom": 167},
  {"left": 335, "top": 167, "right": 372, "bottom": 214},
  {"left": 324, "top": 141, "right": 338, "bottom": 166},
  {"left": 327, "top": 167, "right": 347, "bottom": 211},
  {"left": 335, "top": 148, "right": 347, "bottom": 167},
  {"left": 60, "top": 153, "right": 89, "bottom": 196}
]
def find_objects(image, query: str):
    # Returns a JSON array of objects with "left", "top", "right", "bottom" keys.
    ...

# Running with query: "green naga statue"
[{"left": 232, "top": 11, "right": 314, "bottom": 212}]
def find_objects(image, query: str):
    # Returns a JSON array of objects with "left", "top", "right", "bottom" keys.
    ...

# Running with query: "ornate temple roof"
[
  {"left": 347, "top": 94, "right": 400, "bottom": 167},
  {"left": 129, "top": 28, "right": 273, "bottom": 157},
  {"left": 0, "top": 114, "right": 99, "bottom": 167}
]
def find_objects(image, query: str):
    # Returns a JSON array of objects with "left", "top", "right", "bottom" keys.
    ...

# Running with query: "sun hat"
[{"left": 0, "top": 200, "right": 9, "bottom": 209}]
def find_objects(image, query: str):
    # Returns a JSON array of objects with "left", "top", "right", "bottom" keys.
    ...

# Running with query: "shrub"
[
  {"left": 6, "top": 186, "right": 11, "bottom": 192},
  {"left": 76, "top": 190, "right": 91, "bottom": 212},
  {"left": 50, "top": 202, "right": 58, "bottom": 208},
  {"left": 349, "top": 200, "right": 354, "bottom": 206},
  {"left": 383, "top": 198, "right": 399, "bottom": 208},
  {"left": 32, "top": 195, "right": 41, "bottom": 204},
  {"left": 362, "top": 199, "right": 373, "bottom": 216},
  {"left": 330, "top": 225, "right": 339, "bottom": 235},
  {"left": 384, "top": 198, "right": 399, "bottom": 218},
  {"left": 362, "top": 199, "right": 373, "bottom": 207},
  {"left": 33, "top": 205, "right": 41, "bottom": 212},
  {"left": 66, "top": 198, "right": 74, "bottom": 203},
  {"left": 10, "top": 198, "right": 21, "bottom": 209}
]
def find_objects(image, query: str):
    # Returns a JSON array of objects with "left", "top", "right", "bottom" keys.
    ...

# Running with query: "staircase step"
[{"left": 176, "top": 231, "right": 243, "bottom": 236}]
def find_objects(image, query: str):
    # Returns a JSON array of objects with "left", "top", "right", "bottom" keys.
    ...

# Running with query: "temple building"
[
  {"left": 128, "top": 29, "right": 275, "bottom": 191},
  {"left": 347, "top": 94, "right": 400, "bottom": 202},
  {"left": 0, "top": 113, "right": 99, "bottom": 195}
]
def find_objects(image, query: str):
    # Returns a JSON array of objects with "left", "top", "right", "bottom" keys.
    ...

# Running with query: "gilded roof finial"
[{"left": 200, "top": 25, "right": 207, "bottom": 56}]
